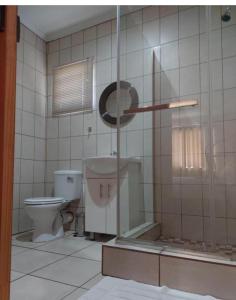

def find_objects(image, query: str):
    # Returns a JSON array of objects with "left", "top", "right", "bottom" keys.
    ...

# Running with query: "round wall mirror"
[{"left": 99, "top": 81, "right": 139, "bottom": 126}]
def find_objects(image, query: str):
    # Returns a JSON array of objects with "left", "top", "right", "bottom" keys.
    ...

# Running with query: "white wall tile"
[
  {"left": 182, "top": 215, "right": 203, "bottom": 241},
  {"left": 48, "top": 40, "right": 59, "bottom": 53},
  {"left": 127, "top": 130, "right": 143, "bottom": 157},
  {"left": 97, "top": 133, "right": 112, "bottom": 156},
  {"left": 179, "top": 35, "right": 199, "bottom": 67},
  {"left": 161, "top": 69, "right": 179, "bottom": 99},
  {"left": 47, "top": 139, "right": 58, "bottom": 161},
  {"left": 160, "top": 13, "right": 178, "bottom": 44},
  {"left": 126, "top": 50, "right": 144, "bottom": 79},
  {"left": 162, "top": 185, "right": 181, "bottom": 214},
  {"left": 21, "top": 135, "right": 34, "bottom": 160},
  {"left": 96, "top": 35, "right": 112, "bottom": 61},
  {"left": 22, "top": 64, "right": 35, "bottom": 91},
  {"left": 22, "top": 87, "right": 35, "bottom": 113},
  {"left": 59, "top": 36, "right": 71, "bottom": 50},
  {"left": 47, "top": 118, "right": 58, "bottom": 138},
  {"left": 179, "top": 7, "right": 199, "bottom": 39},
  {"left": 71, "top": 114, "right": 84, "bottom": 136},
  {"left": 224, "top": 88, "right": 236, "bottom": 121},
  {"left": 84, "top": 26, "right": 96, "bottom": 42},
  {"left": 71, "top": 45, "right": 84, "bottom": 62},
  {"left": 72, "top": 31, "right": 84, "bottom": 46},
  {"left": 24, "top": 42, "right": 35, "bottom": 68},
  {"left": 95, "top": 60, "right": 111, "bottom": 85},
  {"left": 84, "top": 40, "right": 96, "bottom": 59},
  {"left": 20, "top": 159, "right": 34, "bottom": 183},
  {"left": 160, "top": 6, "right": 178, "bottom": 18},
  {"left": 143, "top": 6, "right": 159, "bottom": 23},
  {"left": 71, "top": 136, "right": 83, "bottom": 159},
  {"left": 180, "top": 65, "right": 200, "bottom": 96},
  {"left": 59, "top": 116, "right": 71, "bottom": 137},
  {"left": 161, "top": 41, "right": 179, "bottom": 71},
  {"left": 34, "top": 161, "right": 45, "bottom": 183},
  {"left": 58, "top": 138, "right": 70, "bottom": 160},
  {"left": 35, "top": 116, "right": 45, "bottom": 138},
  {"left": 83, "top": 135, "right": 97, "bottom": 158},
  {"left": 127, "top": 25, "right": 143, "bottom": 52},
  {"left": 97, "top": 21, "right": 111, "bottom": 38},
  {"left": 59, "top": 48, "right": 71, "bottom": 65},
  {"left": 143, "top": 20, "right": 160, "bottom": 48},
  {"left": 22, "top": 111, "right": 34, "bottom": 136},
  {"left": 223, "top": 56, "right": 236, "bottom": 89},
  {"left": 126, "top": 10, "right": 142, "bottom": 28}
]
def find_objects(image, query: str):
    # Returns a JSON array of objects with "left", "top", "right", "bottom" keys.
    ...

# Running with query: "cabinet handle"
[
  {"left": 108, "top": 184, "right": 111, "bottom": 198},
  {"left": 99, "top": 184, "right": 103, "bottom": 198}
]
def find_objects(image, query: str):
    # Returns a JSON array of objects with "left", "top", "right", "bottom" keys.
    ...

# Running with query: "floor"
[{"left": 11, "top": 231, "right": 104, "bottom": 300}]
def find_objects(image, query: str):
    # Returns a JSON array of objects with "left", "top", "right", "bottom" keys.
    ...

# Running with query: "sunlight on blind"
[
  {"left": 172, "top": 127, "right": 205, "bottom": 173},
  {"left": 53, "top": 58, "right": 93, "bottom": 116}
]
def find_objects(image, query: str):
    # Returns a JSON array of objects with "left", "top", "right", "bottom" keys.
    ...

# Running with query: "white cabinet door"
[
  {"left": 85, "top": 179, "right": 107, "bottom": 233},
  {"left": 106, "top": 179, "right": 117, "bottom": 235}
]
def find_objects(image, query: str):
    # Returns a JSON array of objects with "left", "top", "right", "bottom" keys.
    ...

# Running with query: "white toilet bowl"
[
  {"left": 24, "top": 197, "right": 65, "bottom": 242},
  {"left": 24, "top": 170, "right": 83, "bottom": 243}
]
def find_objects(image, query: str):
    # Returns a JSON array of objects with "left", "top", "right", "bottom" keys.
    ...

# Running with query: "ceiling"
[{"left": 18, "top": 5, "right": 117, "bottom": 41}]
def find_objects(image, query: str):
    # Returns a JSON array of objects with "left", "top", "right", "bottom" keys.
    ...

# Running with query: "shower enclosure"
[{"left": 115, "top": 5, "right": 236, "bottom": 261}]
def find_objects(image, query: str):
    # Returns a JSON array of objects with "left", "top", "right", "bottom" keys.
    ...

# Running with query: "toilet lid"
[{"left": 24, "top": 197, "right": 65, "bottom": 205}]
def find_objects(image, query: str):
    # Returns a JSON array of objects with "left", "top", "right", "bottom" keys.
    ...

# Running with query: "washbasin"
[{"left": 85, "top": 156, "right": 129, "bottom": 175}]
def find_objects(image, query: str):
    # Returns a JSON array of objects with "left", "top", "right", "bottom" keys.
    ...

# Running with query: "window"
[
  {"left": 172, "top": 127, "right": 206, "bottom": 175},
  {"left": 52, "top": 58, "right": 93, "bottom": 116}
]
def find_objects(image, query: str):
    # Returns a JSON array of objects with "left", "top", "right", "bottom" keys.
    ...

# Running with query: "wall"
[
  {"left": 13, "top": 24, "right": 47, "bottom": 234},
  {"left": 45, "top": 5, "right": 236, "bottom": 245},
  {"left": 15, "top": 6, "right": 236, "bottom": 245}
]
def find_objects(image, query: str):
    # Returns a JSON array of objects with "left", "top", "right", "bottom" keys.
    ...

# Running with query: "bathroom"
[{"left": 1, "top": 3, "right": 236, "bottom": 300}]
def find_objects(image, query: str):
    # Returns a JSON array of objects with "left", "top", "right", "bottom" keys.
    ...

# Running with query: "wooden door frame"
[{"left": 0, "top": 5, "right": 17, "bottom": 300}]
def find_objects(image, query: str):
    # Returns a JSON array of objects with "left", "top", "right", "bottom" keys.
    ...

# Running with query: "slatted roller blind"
[{"left": 52, "top": 58, "right": 93, "bottom": 116}]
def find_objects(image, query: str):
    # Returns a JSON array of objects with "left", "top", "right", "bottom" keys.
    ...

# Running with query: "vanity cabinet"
[
  {"left": 84, "top": 159, "right": 144, "bottom": 235},
  {"left": 85, "top": 178, "right": 117, "bottom": 234}
]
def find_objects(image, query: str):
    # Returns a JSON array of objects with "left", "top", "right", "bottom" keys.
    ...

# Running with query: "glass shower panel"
[
  {"left": 116, "top": 6, "right": 156, "bottom": 238},
  {"left": 116, "top": 5, "right": 236, "bottom": 257},
  {"left": 209, "top": 5, "right": 236, "bottom": 250}
]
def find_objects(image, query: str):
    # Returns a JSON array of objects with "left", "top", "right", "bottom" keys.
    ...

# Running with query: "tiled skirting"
[{"left": 102, "top": 240, "right": 236, "bottom": 300}]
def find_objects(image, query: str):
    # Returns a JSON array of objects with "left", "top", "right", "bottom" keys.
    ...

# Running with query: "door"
[{"left": 0, "top": 6, "right": 17, "bottom": 300}]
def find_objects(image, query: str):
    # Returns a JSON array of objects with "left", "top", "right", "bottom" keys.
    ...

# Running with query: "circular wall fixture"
[{"left": 99, "top": 81, "right": 139, "bottom": 126}]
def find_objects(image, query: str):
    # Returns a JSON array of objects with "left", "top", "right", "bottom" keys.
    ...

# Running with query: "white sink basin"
[{"left": 85, "top": 156, "right": 129, "bottom": 175}]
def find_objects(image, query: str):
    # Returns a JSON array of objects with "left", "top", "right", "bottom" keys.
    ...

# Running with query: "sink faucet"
[{"left": 111, "top": 151, "right": 117, "bottom": 156}]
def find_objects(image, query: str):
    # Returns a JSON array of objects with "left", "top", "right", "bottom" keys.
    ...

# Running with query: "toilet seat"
[{"left": 24, "top": 197, "right": 65, "bottom": 206}]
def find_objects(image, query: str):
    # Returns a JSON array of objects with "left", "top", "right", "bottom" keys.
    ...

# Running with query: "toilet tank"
[{"left": 54, "top": 170, "right": 83, "bottom": 201}]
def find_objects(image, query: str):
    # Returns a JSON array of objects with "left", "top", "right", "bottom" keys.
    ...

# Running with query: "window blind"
[
  {"left": 52, "top": 58, "right": 93, "bottom": 116},
  {"left": 172, "top": 127, "right": 205, "bottom": 172}
]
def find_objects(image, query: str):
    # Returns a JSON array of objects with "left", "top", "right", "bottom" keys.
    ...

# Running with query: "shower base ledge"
[{"left": 102, "top": 238, "right": 236, "bottom": 300}]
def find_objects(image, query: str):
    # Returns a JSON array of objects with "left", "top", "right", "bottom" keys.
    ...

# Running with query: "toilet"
[{"left": 24, "top": 170, "right": 83, "bottom": 242}]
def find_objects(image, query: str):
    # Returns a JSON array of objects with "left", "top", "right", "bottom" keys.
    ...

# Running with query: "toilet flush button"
[{"left": 67, "top": 176, "right": 74, "bottom": 183}]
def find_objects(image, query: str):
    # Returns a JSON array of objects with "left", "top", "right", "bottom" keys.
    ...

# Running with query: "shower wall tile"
[{"left": 160, "top": 13, "right": 178, "bottom": 44}]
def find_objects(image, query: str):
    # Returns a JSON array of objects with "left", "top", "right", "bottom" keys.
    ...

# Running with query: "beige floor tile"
[
  {"left": 62, "top": 288, "right": 87, "bottom": 299},
  {"left": 11, "top": 246, "right": 28, "bottom": 256},
  {"left": 82, "top": 273, "right": 104, "bottom": 289},
  {"left": 12, "top": 232, "right": 48, "bottom": 249},
  {"left": 32, "top": 256, "right": 101, "bottom": 287},
  {"left": 10, "top": 275, "right": 74, "bottom": 300},
  {"left": 72, "top": 244, "right": 102, "bottom": 261},
  {"left": 37, "top": 236, "right": 94, "bottom": 255},
  {"left": 11, "top": 271, "right": 25, "bottom": 282},
  {"left": 11, "top": 249, "right": 64, "bottom": 274}
]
